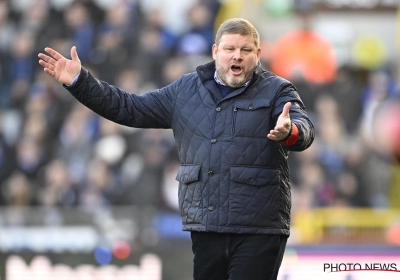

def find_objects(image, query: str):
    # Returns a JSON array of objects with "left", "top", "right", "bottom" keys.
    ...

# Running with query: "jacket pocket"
[
  {"left": 228, "top": 166, "right": 280, "bottom": 227},
  {"left": 231, "top": 99, "right": 271, "bottom": 137},
  {"left": 176, "top": 164, "right": 202, "bottom": 223}
]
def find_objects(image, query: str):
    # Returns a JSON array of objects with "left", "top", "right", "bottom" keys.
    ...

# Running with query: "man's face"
[{"left": 212, "top": 33, "right": 261, "bottom": 88}]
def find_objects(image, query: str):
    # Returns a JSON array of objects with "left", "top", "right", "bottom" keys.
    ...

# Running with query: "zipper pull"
[{"left": 232, "top": 107, "right": 238, "bottom": 135}]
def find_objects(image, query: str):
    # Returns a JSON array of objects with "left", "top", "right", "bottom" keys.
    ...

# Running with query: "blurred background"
[{"left": 0, "top": 0, "right": 400, "bottom": 279}]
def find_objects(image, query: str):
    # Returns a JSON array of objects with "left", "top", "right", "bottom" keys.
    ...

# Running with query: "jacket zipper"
[{"left": 232, "top": 107, "right": 238, "bottom": 135}]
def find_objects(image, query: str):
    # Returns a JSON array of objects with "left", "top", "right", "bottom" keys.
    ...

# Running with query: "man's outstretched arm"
[{"left": 38, "top": 46, "right": 176, "bottom": 129}]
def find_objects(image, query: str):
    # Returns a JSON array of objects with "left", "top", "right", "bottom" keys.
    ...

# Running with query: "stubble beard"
[{"left": 216, "top": 64, "right": 253, "bottom": 88}]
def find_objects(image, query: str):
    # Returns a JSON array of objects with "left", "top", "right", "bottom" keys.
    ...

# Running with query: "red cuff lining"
[{"left": 281, "top": 123, "right": 299, "bottom": 146}]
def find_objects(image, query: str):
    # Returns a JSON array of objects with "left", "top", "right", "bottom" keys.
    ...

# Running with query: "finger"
[
  {"left": 43, "top": 68, "right": 55, "bottom": 77},
  {"left": 269, "top": 129, "right": 288, "bottom": 140},
  {"left": 270, "top": 129, "right": 281, "bottom": 135},
  {"left": 272, "top": 127, "right": 287, "bottom": 134},
  {"left": 269, "top": 130, "right": 281, "bottom": 137},
  {"left": 281, "top": 102, "right": 291, "bottom": 117},
  {"left": 267, "top": 133, "right": 280, "bottom": 141},
  {"left": 38, "top": 59, "right": 45, "bottom": 67},
  {"left": 70, "top": 46, "right": 80, "bottom": 62},
  {"left": 44, "top": 47, "right": 64, "bottom": 60},
  {"left": 39, "top": 59, "right": 55, "bottom": 71},
  {"left": 38, "top": 53, "right": 57, "bottom": 65}
]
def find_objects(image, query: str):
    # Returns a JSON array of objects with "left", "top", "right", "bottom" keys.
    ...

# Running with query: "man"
[{"left": 39, "top": 18, "right": 314, "bottom": 280}]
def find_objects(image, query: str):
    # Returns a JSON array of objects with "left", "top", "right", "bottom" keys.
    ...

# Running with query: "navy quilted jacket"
[{"left": 66, "top": 61, "right": 314, "bottom": 235}]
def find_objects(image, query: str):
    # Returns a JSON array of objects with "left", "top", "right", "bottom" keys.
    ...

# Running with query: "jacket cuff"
[
  {"left": 280, "top": 123, "right": 299, "bottom": 146},
  {"left": 63, "top": 67, "right": 86, "bottom": 90}
]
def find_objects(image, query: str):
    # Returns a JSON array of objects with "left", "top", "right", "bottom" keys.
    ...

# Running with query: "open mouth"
[{"left": 230, "top": 65, "right": 242, "bottom": 75}]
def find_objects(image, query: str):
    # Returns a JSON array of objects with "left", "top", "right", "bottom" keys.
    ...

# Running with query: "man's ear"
[
  {"left": 257, "top": 47, "right": 261, "bottom": 60},
  {"left": 212, "top": 44, "right": 218, "bottom": 60}
]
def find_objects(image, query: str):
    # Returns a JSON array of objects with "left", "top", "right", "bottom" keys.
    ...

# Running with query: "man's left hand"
[{"left": 267, "top": 102, "right": 292, "bottom": 141}]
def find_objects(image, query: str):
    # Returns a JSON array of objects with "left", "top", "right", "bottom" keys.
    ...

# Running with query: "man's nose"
[{"left": 232, "top": 49, "right": 242, "bottom": 60}]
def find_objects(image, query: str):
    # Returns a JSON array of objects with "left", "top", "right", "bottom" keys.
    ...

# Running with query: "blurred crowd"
[{"left": 0, "top": 0, "right": 399, "bottom": 221}]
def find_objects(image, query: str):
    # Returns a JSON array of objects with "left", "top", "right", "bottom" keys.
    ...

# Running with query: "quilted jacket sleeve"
[
  {"left": 272, "top": 83, "right": 315, "bottom": 151},
  {"left": 64, "top": 67, "right": 178, "bottom": 129}
]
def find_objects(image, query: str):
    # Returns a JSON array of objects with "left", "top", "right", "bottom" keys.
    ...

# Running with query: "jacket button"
[
  {"left": 248, "top": 105, "right": 253, "bottom": 110},
  {"left": 208, "top": 170, "right": 214, "bottom": 176},
  {"left": 216, "top": 107, "right": 221, "bottom": 112},
  {"left": 208, "top": 206, "right": 214, "bottom": 211},
  {"left": 211, "top": 139, "right": 216, "bottom": 144}
]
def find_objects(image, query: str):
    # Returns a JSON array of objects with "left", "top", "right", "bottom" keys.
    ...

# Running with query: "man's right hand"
[{"left": 38, "top": 46, "right": 81, "bottom": 85}]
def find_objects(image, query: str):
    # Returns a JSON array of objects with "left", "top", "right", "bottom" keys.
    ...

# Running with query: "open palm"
[
  {"left": 38, "top": 46, "right": 81, "bottom": 85},
  {"left": 267, "top": 102, "right": 292, "bottom": 141}
]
